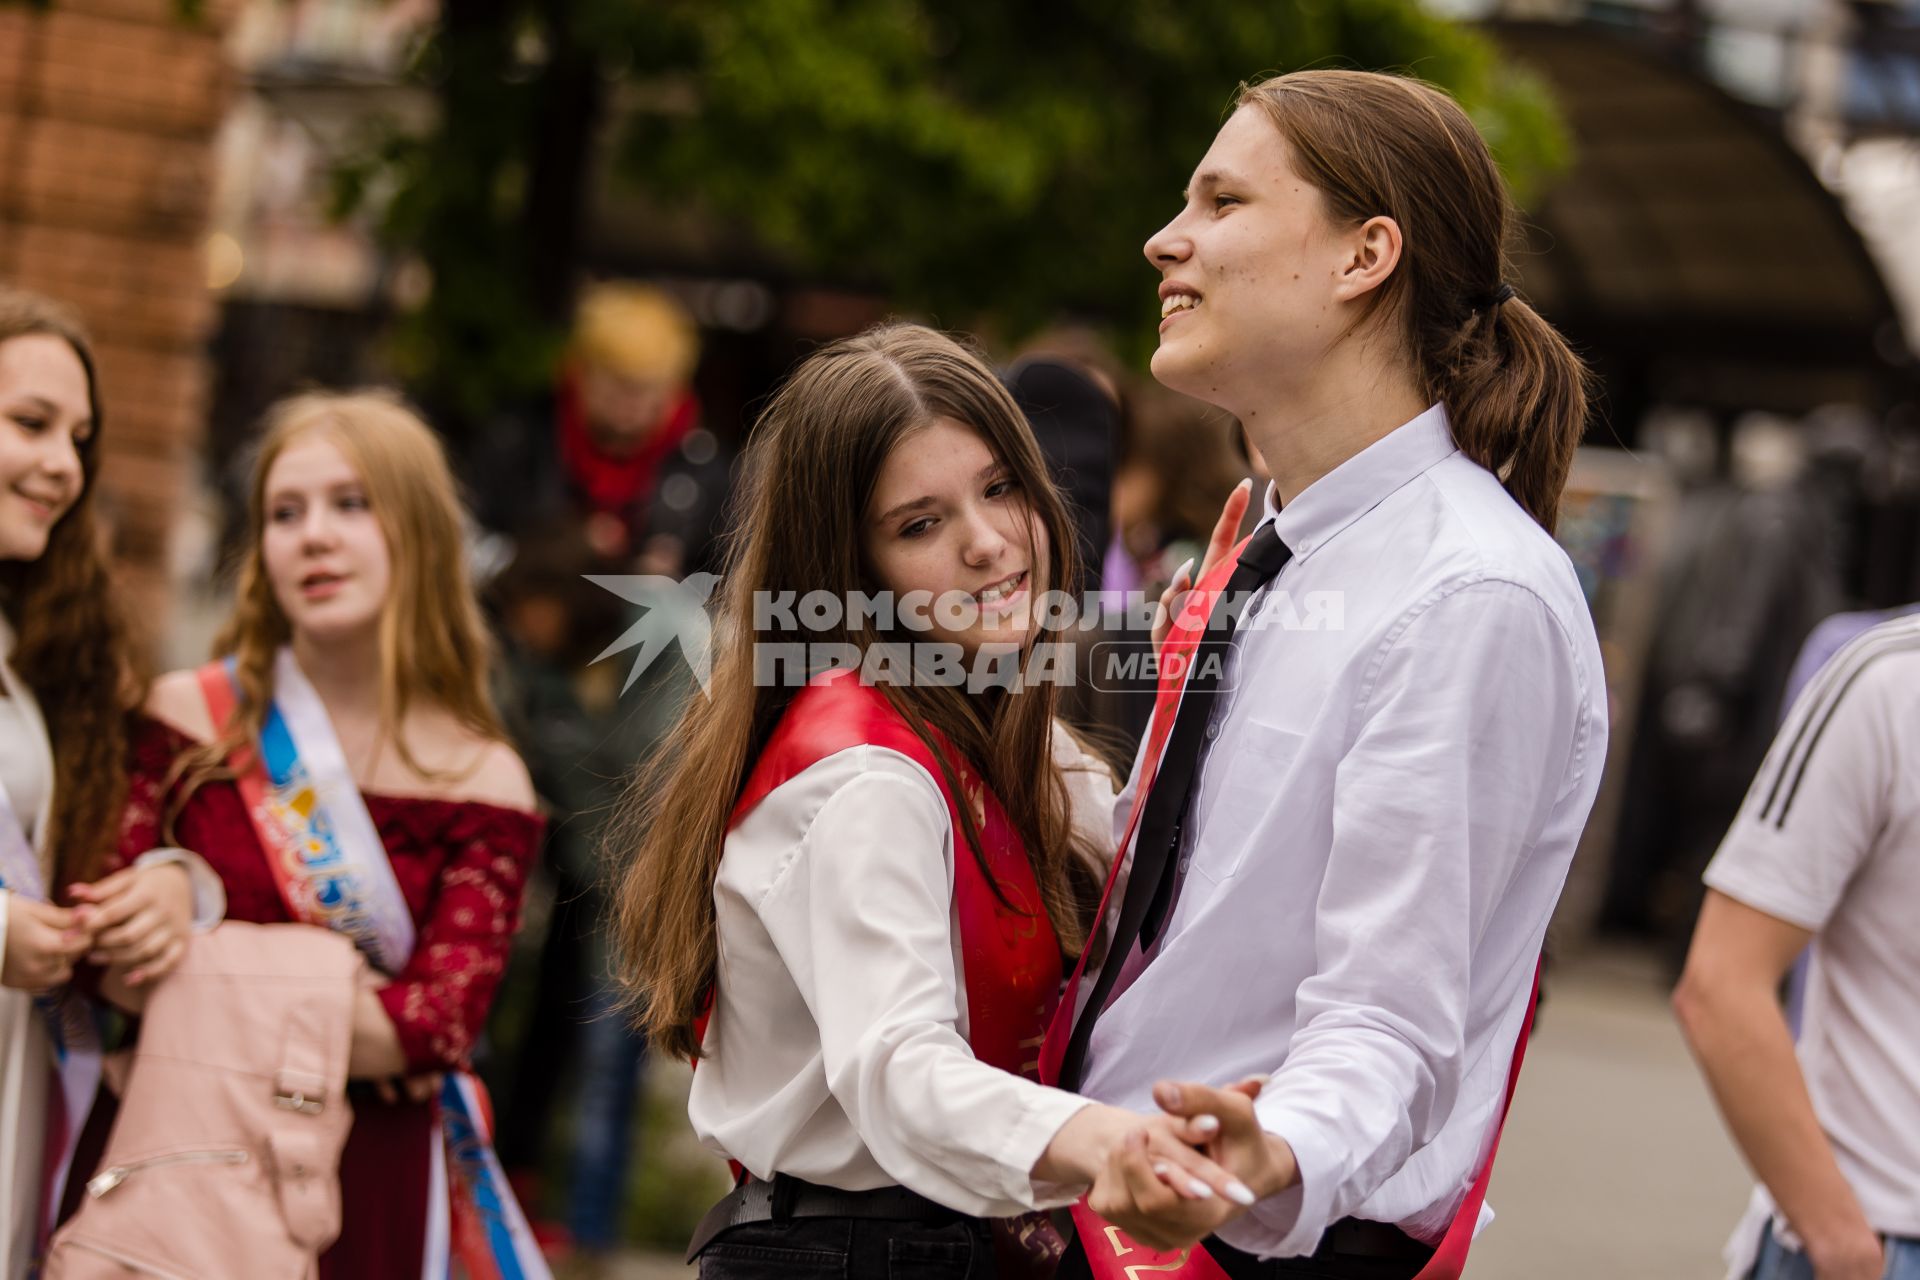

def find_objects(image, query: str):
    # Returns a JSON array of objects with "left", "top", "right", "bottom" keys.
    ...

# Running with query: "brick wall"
[{"left": 0, "top": 0, "right": 233, "bottom": 640}]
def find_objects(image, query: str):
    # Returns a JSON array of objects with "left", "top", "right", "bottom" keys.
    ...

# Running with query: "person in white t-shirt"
[{"left": 1675, "top": 612, "right": 1920, "bottom": 1280}]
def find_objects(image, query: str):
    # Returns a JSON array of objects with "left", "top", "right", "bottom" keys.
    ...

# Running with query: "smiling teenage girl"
[
  {"left": 1047, "top": 71, "right": 1609, "bottom": 1279},
  {"left": 0, "top": 288, "right": 214, "bottom": 1279},
  {"left": 616, "top": 323, "right": 1247, "bottom": 1280}
]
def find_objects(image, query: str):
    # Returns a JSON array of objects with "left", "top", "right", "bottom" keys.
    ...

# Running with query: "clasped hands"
[
  {"left": 1, "top": 861, "right": 195, "bottom": 1000},
  {"left": 1042, "top": 1076, "right": 1299, "bottom": 1253}
]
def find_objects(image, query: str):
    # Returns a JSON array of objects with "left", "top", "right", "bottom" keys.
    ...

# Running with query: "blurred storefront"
[
  {"left": 1445, "top": 0, "right": 1920, "bottom": 946},
  {"left": 197, "top": 0, "right": 432, "bottom": 545}
]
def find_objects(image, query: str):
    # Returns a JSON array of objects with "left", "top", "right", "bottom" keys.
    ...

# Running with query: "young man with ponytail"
[{"left": 1046, "top": 70, "right": 1610, "bottom": 1279}]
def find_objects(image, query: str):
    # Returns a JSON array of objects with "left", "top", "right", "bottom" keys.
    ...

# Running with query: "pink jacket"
[{"left": 46, "top": 922, "right": 365, "bottom": 1280}]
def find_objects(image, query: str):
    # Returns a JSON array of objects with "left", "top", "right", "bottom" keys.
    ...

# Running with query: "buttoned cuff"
[
  {"left": 1001, "top": 1089, "right": 1098, "bottom": 1211},
  {"left": 133, "top": 847, "right": 227, "bottom": 932},
  {"left": 1228, "top": 1093, "right": 1346, "bottom": 1258}
]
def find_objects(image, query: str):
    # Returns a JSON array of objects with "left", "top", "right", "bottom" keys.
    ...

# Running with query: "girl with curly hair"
[{"left": 0, "top": 286, "right": 215, "bottom": 1277}]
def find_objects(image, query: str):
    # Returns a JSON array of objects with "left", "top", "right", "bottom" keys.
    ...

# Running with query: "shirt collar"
[{"left": 1264, "top": 403, "right": 1457, "bottom": 561}]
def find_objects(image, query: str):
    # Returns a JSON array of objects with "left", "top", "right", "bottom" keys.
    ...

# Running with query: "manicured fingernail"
[
  {"left": 1187, "top": 1178, "right": 1214, "bottom": 1199},
  {"left": 1226, "top": 1180, "right": 1257, "bottom": 1206},
  {"left": 1244, "top": 1073, "right": 1271, "bottom": 1086},
  {"left": 1237, "top": 477, "right": 1252, "bottom": 490},
  {"left": 1193, "top": 1115, "right": 1220, "bottom": 1136},
  {"left": 1152, "top": 1162, "right": 1171, "bottom": 1178},
  {"left": 1174, "top": 557, "right": 1195, "bottom": 585}
]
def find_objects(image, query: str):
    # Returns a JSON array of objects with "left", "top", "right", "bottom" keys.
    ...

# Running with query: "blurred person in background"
[
  {"left": 117, "top": 391, "right": 547, "bottom": 1280},
  {"left": 1110, "top": 384, "right": 1249, "bottom": 603},
  {"left": 1674, "top": 611, "right": 1920, "bottom": 1280},
  {"left": 1100, "top": 386, "right": 1252, "bottom": 751},
  {"left": 1604, "top": 411, "right": 1859, "bottom": 964},
  {"left": 468, "top": 281, "right": 731, "bottom": 577},
  {"left": 1004, "top": 329, "right": 1129, "bottom": 598},
  {"left": 0, "top": 287, "right": 217, "bottom": 1278},
  {"left": 488, "top": 519, "right": 696, "bottom": 1270},
  {"left": 475, "top": 280, "right": 736, "bottom": 1266},
  {"left": 1003, "top": 335, "right": 1126, "bottom": 746},
  {"left": 1767, "top": 405, "right": 1912, "bottom": 709}
]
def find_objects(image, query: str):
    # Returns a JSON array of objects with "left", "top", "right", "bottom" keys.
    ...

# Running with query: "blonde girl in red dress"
[{"left": 118, "top": 391, "right": 545, "bottom": 1279}]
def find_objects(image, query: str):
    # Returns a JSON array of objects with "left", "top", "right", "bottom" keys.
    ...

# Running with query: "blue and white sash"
[
  {"left": 212, "top": 649, "right": 415, "bottom": 973},
  {"left": 0, "top": 776, "right": 102, "bottom": 1248},
  {"left": 199, "top": 648, "right": 548, "bottom": 1280}
]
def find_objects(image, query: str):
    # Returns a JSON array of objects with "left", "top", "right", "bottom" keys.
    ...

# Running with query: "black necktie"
[{"left": 1056, "top": 522, "right": 1292, "bottom": 1091}]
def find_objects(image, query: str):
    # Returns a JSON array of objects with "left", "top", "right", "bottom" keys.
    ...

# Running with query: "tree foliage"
[
  {"left": 340, "top": 0, "right": 1569, "bottom": 423},
  {"left": 624, "top": 0, "right": 1567, "bottom": 348}
]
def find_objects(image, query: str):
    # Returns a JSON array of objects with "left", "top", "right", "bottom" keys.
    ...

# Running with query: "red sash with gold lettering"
[
  {"left": 718, "top": 668, "right": 1066, "bottom": 1271},
  {"left": 1039, "top": 540, "right": 1538, "bottom": 1280}
]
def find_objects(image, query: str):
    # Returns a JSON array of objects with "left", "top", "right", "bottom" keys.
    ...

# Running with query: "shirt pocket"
[{"left": 1191, "top": 720, "right": 1306, "bottom": 884}]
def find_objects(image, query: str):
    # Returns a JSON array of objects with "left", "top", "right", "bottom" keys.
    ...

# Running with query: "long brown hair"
[
  {"left": 0, "top": 286, "right": 131, "bottom": 885},
  {"left": 615, "top": 323, "right": 1103, "bottom": 1059},
  {"left": 174, "top": 391, "right": 504, "bottom": 812},
  {"left": 1238, "top": 70, "right": 1591, "bottom": 532}
]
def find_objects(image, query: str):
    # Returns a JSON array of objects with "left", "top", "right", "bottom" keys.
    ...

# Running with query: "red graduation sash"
[
  {"left": 713, "top": 669, "right": 1067, "bottom": 1270},
  {"left": 1042, "top": 541, "right": 1539, "bottom": 1280}
]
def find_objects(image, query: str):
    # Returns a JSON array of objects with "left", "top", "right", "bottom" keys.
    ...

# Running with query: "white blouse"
[
  {"left": 1, "top": 614, "right": 60, "bottom": 1280},
  {"left": 688, "top": 721, "right": 1118, "bottom": 1218},
  {"left": 2, "top": 612, "right": 225, "bottom": 1278},
  {"left": 0, "top": 699, "right": 49, "bottom": 842}
]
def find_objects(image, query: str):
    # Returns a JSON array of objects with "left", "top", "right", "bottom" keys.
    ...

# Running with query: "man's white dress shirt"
[
  {"left": 688, "top": 724, "right": 1115, "bottom": 1218},
  {"left": 1080, "top": 405, "right": 1608, "bottom": 1259}
]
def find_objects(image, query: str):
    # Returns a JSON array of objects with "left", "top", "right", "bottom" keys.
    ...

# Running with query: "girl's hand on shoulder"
[
  {"left": 1, "top": 894, "right": 92, "bottom": 991},
  {"left": 1151, "top": 479, "right": 1252, "bottom": 654},
  {"left": 70, "top": 861, "right": 193, "bottom": 987}
]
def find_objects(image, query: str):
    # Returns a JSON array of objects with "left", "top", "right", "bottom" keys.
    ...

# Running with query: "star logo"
[{"left": 585, "top": 573, "right": 722, "bottom": 696}]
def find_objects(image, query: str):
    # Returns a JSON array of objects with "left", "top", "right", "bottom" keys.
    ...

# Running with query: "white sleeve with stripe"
[{"left": 1702, "top": 619, "right": 1911, "bottom": 930}]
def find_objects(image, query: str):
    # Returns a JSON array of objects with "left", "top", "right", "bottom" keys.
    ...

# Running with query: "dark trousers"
[
  {"left": 493, "top": 866, "right": 592, "bottom": 1172},
  {"left": 1058, "top": 1232, "right": 1427, "bottom": 1280},
  {"left": 697, "top": 1216, "right": 995, "bottom": 1279}
]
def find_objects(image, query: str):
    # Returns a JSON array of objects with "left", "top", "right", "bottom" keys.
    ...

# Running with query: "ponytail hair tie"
[{"left": 1474, "top": 282, "right": 1517, "bottom": 312}]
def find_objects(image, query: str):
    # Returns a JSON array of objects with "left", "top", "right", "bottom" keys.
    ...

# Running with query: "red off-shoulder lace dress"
[{"left": 114, "top": 714, "right": 544, "bottom": 1280}]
